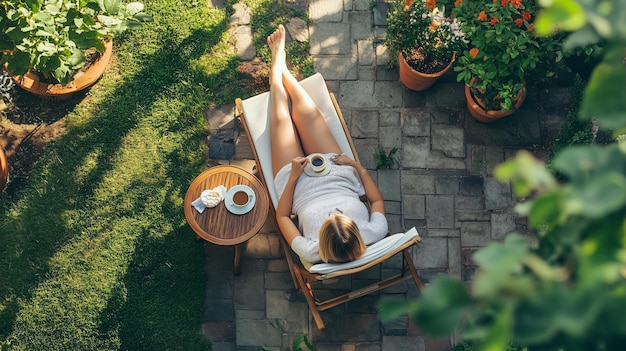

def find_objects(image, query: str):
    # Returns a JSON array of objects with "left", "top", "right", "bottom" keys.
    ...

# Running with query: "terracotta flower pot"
[
  {"left": 8, "top": 40, "right": 113, "bottom": 100},
  {"left": 398, "top": 52, "right": 454, "bottom": 91},
  {"left": 464, "top": 78, "right": 527, "bottom": 123},
  {"left": 0, "top": 146, "right": 7, "bottom": 192}
]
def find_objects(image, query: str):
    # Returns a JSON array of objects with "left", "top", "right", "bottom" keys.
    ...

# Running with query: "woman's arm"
[
  {"left": 332, "top": 154, "right": 385, "bottom": 215},
  {"left": 275, "top": 156, "right": 308, "bottom": 245}
]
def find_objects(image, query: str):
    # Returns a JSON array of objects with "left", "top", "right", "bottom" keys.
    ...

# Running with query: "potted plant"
[
  {"left": 0, "top": 0, "right": 152, "bottom": 99},
  {"left": 452, "top": 0, "right": 562, "bottom": 122},
  {"left": 384, "top": 0, "right": 467, "bottom": 91}
]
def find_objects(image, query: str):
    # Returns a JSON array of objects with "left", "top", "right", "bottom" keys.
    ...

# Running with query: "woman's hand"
[
  {"left": 276, "top": 156, "right": 309, "bottom": 246},
  {"left": 331, "top": 153, "right": 357, "bottom": 167},
  {"left": 289, "top": 156, "right": 308, "bottom": 181}
]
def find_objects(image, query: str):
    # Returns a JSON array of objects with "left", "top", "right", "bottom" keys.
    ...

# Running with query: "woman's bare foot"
[{"left": 267, "top": 25, "right": 286, "bottom": 82}]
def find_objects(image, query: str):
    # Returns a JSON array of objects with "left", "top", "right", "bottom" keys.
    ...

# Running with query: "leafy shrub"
[{"left": 374, "top": 147, "right": 398, "bottom": 169}]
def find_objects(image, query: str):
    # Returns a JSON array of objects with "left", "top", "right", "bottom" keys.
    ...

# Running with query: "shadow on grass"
[
  {"left": 1, "top": 87, "right": 85, "bottom": 196},
  {"left": 0, "top": 18, "right": 237, "bottom": 350}
]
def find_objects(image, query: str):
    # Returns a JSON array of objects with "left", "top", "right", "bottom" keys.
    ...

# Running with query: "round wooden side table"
[{"left": 184, "top": 165, "right": 270, "bottom": 274}]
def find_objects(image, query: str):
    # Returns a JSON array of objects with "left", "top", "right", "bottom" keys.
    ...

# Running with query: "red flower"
[
  {"left": 515, "top": 18, "right": 523, "bottom": 27},
  {"left": 469, "top": 48, "right": 479, "bottom": 58},
  {"left": 454, "top": 0, "right": 463, "bottom": 6},
  {"left": 490, "top": 17, "right": 499, "bottom": 25},
  {"left": 512, "top": 0, "right": 522, "bottom": 8},
  {"left": 527, "top": 23, "right": 534, "bottom": 32},
  {"left": 521, "top": 11, "right": 531, "bottom": 21},
  {"left": 478, "top": 11, "right": 488, "bottom": 21},
  {"left": 501, "top": 0, "right": 509, "bottom": 6},
  {"left": 425, "top": 0, "right": 437, "bottom": 9}
]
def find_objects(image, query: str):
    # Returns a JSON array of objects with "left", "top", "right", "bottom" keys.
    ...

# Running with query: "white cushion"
[
  {"left": 239, "top": 73, "right": 354, "bottom": 208},
  {"left": 308, "top": 227, "right": 419, "bottom": 274}
]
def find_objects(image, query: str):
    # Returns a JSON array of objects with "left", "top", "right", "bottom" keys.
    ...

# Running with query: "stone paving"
[{"left": 201, "top": 1, "right": 572, "bottom": 350}]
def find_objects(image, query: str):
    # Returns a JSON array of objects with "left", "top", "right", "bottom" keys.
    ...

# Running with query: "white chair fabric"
[{"left": 308, "top": 227, "right": 419, "bottom": 274}]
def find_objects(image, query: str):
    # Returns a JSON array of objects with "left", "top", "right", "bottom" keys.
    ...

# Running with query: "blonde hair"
[{"left": 318, "top": 214, "right": 366, "bottom": 263}]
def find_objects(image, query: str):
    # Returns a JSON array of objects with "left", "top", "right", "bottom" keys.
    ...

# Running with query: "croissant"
[
  {"left": 192, "top": 185, "right": 227, "bottom": 213},
  {"left": 201, "top": 186, "right": 227, "bottom": 208}
]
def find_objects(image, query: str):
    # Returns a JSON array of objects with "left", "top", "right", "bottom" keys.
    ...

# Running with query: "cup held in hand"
[
  {"left": 310, "top": 155, "right": 327, "bottom": 173},
  {"left": 304, "top": 153, "right": 332, "bottom": 177}
]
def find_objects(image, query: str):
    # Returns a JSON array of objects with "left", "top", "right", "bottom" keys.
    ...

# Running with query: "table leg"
[{"left": 234, "top": 244, "right": 242, "bottom": 275}]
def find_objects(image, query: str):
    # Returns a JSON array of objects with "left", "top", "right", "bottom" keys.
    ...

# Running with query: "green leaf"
[
  {"left": 36, "top": 41, "right": 57, "bottom": 56},
  {"left": 563, "top": 25, "right": 601, "bottom": 51},
  {"left": 535, "top": 0, "right": 586, "bottom": 36},
  {"left": 34, "top": 29, "right": 54, "bottom": 37},
  {"left": 578, "top": 214, "right": 626, "bottom": 287},
  {"left": 65, "top": 47, "right": 85, "bottom": 69},
  {"left": 126, "top": 2, "right": 145, "bottom": 15},
  {"left": 100, "top": 0, "right": 121, "bottom": 15},
  {"left": 480, "top": 304, "right": 513, "bottom": 351},
  {"left": 515, "top": 283, "right": 605, "bottom": 344},
  {"left": 471, "top": 236, "right": 537, "bottom": 300},
  {"left": 52, "top": 62, "right": 73, "bottom": 86},
  {"left": 377, "top": 298, "right": 410, "bottom": 323},
  {"left": 32, "top": 13, "right": 54, "bottom": 27},
  {"left": 71, "top": 31, "right": 104, "bottom": 51},
  {"left": 564, "top": 173, "right": 626, "bottom": 219},
  {"left": 528, "top": 191, "right": 561, "bottom": 229},
  {"left": 409, "top": 277, "right": 470, "bottom": 337},
  {"left": 551, "top": 145, "right": 626, "bottom": 184},
  {"left": 494, "top": 150, "right": 556, "bottom": 198},
  {"left": 133, "top": 12, "right": 153, "bottom": 23},
  {"left": 4, "top": 50, "right": 31, "bottom": 75},
  {"left": 97, "top": 15, "right": 122, "bottom": 27},
  {"left": 523, "top": 253, "right": 565, "bottom": 281},
  {"left": 292, "top": 334, "right": 315, "bottom": 351},
  {"left": 473, "top": 235, "right": 528, "bottom": 274},
  {"left": 594, "top": 293, "right": 626, "bottom": 336},
  {"left": 580, "top": 61, "right": 626, "bottom": 130},
  {"left": 474, "top": 271, "right": 535, "bottom": 300},
  {"left": 586, "top": 10, "right": 613, "bottom": 38}
]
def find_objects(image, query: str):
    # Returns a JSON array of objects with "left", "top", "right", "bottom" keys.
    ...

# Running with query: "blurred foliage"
[
  {"left": 536, "top": 0, "right": 626, "bottom": 132},
  {"left": 378, "top": 1, "right": 626, "bottom": 350},
  {"left": 550, "top": 75, "right": 593, "bottom": 156}
]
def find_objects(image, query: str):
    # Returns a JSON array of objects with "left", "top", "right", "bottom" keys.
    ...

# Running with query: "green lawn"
[{"left": 0, "top": 0, "right": 309, "bottom": 349}]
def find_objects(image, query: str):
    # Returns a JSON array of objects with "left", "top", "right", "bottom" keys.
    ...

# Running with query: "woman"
[{"left": 268, "top": 25, "right": 388, "bottom": 264}]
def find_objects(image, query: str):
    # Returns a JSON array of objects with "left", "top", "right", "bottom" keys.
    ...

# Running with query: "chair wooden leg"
[
  {"left": 403, "top": 249, "right": 424, "bottom": 291},
  {"left": 293, "top": 265, "right": 325, "bottom": 329},
  {"left": 279, "top": 235, "right": 299, "bottom": 289}
]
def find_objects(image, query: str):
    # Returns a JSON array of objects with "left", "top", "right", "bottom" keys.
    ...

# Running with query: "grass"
[{"left": 0, "top": 0, "right": 310, "bottom": 349}]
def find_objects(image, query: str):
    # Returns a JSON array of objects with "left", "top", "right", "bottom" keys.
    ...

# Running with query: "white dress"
[{"left": 274, "top": 153, "right": 388, "bottom": 263}]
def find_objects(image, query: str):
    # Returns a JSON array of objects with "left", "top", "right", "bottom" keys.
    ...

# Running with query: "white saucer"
[
  {"left": 304, "top": 153, "right": 331, "bottom": 177},
  {"left": 225, "top": 185, "right": 256, "bottom": 215}
]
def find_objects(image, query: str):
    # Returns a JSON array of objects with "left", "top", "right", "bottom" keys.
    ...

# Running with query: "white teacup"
[
  {"left": 310, "top": 154, "right": 327, "bottom": 173},
  {"left": 232, "top": 190, "right": 252, "bottom": 207}
]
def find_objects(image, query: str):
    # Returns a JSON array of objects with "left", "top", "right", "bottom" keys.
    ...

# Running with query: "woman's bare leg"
[
  {"left": 281, "top": 63, "right": 342, "bottom": 156},
  {"left": 268, "top": 25, "right": 304, "bottom": 176}
]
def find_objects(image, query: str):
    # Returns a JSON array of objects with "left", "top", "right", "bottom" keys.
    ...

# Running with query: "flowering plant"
[
  {"left": 452, "top": 0, "right": 562, "bottom": 111},
  {"left": 385, "top": 0, "right": 467, "bottom": 74}
]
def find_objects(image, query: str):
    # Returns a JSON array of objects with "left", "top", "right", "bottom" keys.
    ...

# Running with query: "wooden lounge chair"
[{"left": 235, "top": 73, "right": 424, "bottom": 329}]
